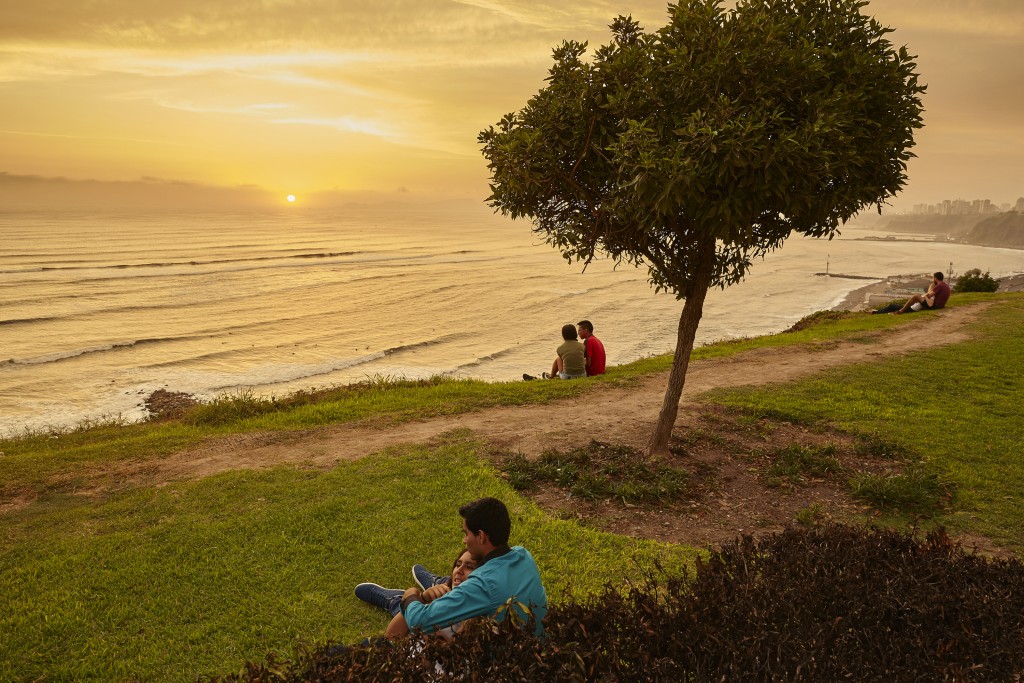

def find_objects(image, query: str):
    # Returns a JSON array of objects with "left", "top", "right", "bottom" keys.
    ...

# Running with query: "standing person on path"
[{"left": 577, "top": 320, "right": 606, "bottom": 376}]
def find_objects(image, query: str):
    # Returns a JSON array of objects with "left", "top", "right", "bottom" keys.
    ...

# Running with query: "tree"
[
  {"left": 479, "top": 0, "right": 925, "bottom": 454},
  {"left": 954, "top": 268, "right": 999, "bottom": 293}
]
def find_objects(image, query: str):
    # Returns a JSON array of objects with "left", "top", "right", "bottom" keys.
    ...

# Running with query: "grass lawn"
[
  {"left": 0, "top": 435, "right": 693, "bottom": 681},
  {"left": 708, "top": 295, "right": 1024, "bottom": 551},
  {"left": 2, "top": 292, "right": 1019, "bottom": 681}
]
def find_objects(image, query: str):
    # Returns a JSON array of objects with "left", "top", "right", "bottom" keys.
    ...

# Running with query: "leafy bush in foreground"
[{"left": 213, "top": 525, "right": 1024, "bottom": 682}]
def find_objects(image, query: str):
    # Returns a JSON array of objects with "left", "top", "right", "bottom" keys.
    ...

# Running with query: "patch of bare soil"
[{"left": 509, "top": 404, "right": 897, "bottom": 549}]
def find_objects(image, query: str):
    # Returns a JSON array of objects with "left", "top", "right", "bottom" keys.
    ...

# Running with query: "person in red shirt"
[{"left": 577, "top": 320, "right": 606, "bottom": 376}]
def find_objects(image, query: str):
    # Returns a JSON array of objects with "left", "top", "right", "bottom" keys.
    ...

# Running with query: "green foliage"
[
  {"left": 184, "top": 388, "right": 285, "bottom": 425},
  {"left": 795, "top": 502, "right": 826, "bottom": 526},
  {"left": 850, "top": 464, "right": 953, "bottom": 515},
  {"left": 763, "top": 443, "right": 843, "bottom": 485},
  {"left": 954, "top": 268, "right": 999, "bottom": 293},
  {"left": 501, "top": 441, "right": 691, "bottom": 504},
  {"left": 853, "top": 432, "right": 913, "bottom": 460},
  {"left": 479, "top": 0, "right": 925, "bottom": 297}
]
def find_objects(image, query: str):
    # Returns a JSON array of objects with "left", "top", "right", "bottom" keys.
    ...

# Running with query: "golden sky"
[{"left": 1, "top": 0, "right": 1021, "bottom": 210}]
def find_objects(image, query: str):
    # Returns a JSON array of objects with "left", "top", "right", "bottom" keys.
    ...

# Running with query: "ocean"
[{"left": 2, "top": 204, "right": 1022, "bottom": 435}]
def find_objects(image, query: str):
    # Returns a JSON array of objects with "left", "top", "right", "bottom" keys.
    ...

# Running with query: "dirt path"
[{"left": 132, "top": 304, "right": 986, "bottom": 489}]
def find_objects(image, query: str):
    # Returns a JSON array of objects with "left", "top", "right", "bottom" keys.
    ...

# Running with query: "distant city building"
[{"left": 909, "top": 196, "right": 1017, "bottom": 215}]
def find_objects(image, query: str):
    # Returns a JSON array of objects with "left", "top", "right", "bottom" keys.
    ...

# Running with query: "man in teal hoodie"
[{"left": 400, "top": 497, "right": 547, "bottom": 638}]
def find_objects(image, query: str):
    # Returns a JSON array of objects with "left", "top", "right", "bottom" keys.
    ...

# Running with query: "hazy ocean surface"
[{"left": 2, "top": 204, "right": 1022, "bottom": 434}]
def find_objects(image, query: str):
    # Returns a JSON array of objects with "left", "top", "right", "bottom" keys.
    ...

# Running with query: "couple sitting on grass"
[
  {"left": 354, "top": 497, "right": 548, "bottom": 640},
  {"left": 524, "top": 319, "right": 606, "bottom": 381},
  {"left": 872, "top": 272, "right": 952, "bottom": 315}
]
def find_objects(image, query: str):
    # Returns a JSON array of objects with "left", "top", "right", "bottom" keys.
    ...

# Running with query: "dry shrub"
[{"left": 211, "top": 525, "right": 1024, "bottom": 682}]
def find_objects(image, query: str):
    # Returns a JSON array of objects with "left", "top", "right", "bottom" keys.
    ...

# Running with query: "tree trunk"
[{"left": 648, "top": 240, "right": 717, "bottom": 455}]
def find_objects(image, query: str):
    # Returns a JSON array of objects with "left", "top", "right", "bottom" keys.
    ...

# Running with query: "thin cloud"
[
  {"left": 0, "top": 45, "right": 378, "bottom": 81},
  {"left": 147, "top": 99, "right": 293, "bottom": 116},
  {"left": 0, "top": 0, "right": 547, "bottom": 48},
  {"left": 1, "top": 0, "right": 1020, "bottom": 206},
  {"left": 270, "top": 116, "right": 396, "bottom": 139},
  {"left": 450, "top": 0, "right": 665, "bottom": 31},
  {"left": 0, "top": 128, "right": 176, "bottom": 146}
]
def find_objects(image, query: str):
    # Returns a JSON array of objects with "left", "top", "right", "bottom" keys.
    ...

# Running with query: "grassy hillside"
[
  {"left": 1, "top": 292, "right": 1021, "bottom": 681},
  {"left": 0, "top": 439, "right": 694, "bottom": 681},
  {"left": 709, "top": 295, "right": 1024, "bottom": 549}
]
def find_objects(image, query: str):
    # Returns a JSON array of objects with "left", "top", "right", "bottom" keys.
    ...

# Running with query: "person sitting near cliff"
[
  {"left": 577, "top": 320, "right": 606, "bottom": 376},
  {"left": 522, "top": 324, "right": 587, "bottom": 381},
  {"left": 546, "top": 323, "right": 587, "bottom": 379},
  {"left": 871, "top": 272, "right": 952, "bottom": 315}
]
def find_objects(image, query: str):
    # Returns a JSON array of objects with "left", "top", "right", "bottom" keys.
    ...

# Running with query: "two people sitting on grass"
[
  {"left": 355, "top": 551, "right": 478, "bottom": 639},
  {"left": 354, "top": 497, "right": 548, "bottom": 640},
  {"left": 872, "top": 272, "right": 952, "bottom": 315},
  {"left": 524, "top": 319, "right": 606, "bottom": 381}
]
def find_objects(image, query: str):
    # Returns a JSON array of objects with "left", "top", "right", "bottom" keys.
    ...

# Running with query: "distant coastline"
[
  {"left": 829, "top": 212, "right": 1024, "bottom": 311},
  {"left": 877, "top": 212, "right": 1024, "bottom": 250}
]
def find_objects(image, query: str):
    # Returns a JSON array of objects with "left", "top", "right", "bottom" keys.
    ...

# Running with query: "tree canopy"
[{"left": 480, "top": 0, "right": 925, "bottom": 453}]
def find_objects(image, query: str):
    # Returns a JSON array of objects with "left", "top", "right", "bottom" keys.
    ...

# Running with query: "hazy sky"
[{"left": 1, "top": 1, "right": 1021, "bottom": 210}]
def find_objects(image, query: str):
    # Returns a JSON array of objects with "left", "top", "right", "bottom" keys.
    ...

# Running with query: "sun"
[{"left": 286, "top": 194, "right": 296, "bottom": 203}]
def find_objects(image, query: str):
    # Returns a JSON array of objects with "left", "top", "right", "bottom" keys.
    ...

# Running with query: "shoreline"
[{"left": 830, "top": 277, "right": 889, "bottom": 311}]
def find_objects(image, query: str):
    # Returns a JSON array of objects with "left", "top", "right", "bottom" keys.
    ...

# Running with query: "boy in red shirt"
[{"left": 577, "top": 320, "right": 606, "bottom": 376}]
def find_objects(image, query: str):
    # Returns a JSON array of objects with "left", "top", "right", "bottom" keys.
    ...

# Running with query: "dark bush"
[
  {"left": 954, "top": 268, "right": 999, "bottom": 293},
  {"left": 210, "top": 525, "right": 1024, "bottom": 682}
]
